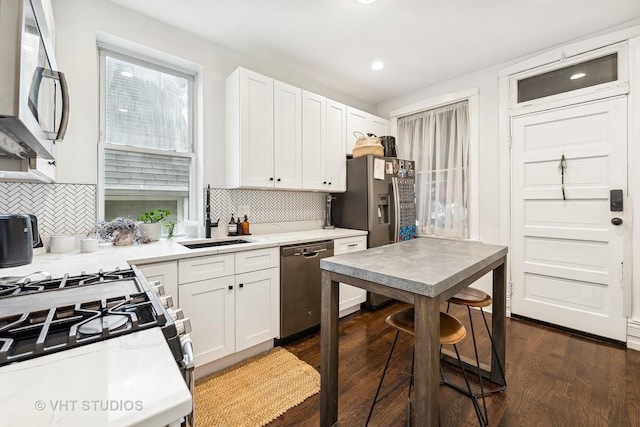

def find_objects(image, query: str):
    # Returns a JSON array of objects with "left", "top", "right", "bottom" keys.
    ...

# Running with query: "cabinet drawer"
[
  {"left": 235, "top": 247, "right": 279, "bottom": 274},
  {"left": 179, "top": 253, "right": 235, "bottom": 284},
  {"left": 333, "top": 236, "right": 367, "bottom": 255},
  {"left": 136, "top": 261, "right": 179, "bottom": 305}
]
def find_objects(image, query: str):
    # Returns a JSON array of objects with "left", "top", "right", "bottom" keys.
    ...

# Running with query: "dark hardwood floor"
[{"left": 268, "top": 301, "right": 640, "bottom": 427}]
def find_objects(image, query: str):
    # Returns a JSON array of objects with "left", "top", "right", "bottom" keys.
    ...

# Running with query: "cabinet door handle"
[
  {"left": 347, "top": 243, "right": 359, "bottom": 248},
  {"left": 239, "top": 283, "right": 244, "bottom": 288},
  {"left": 328, "top": 182, "right": 332, "bottom": 185},
  {"left": 228, "top": 285, "right": 233, "bottom": 290},
  {"left": 277, "top": 178, "right": 281, "bottom": 182},
  {"left": 323, "top": 181, "right": 327, "bottom": 184},
  {"left": 269, "top": 177, "right": 274, "bottom": 181}
]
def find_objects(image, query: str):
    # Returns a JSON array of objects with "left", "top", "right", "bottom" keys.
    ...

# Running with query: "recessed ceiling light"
[
  {"left": 356, "top": 0, "right": 377, "bottom": 4},
  {"left": 371, "top": 61, "right": 384, "bottom": 71},
  {"left": 570, "top": 72, "right": 586, "bottom": 80},
  {"left": 120, "top": 71, "right": 134, "bottom": 78}
]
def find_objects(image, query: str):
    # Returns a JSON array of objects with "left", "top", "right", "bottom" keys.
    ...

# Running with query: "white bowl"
[
  {"left": 49, "top": 236, "right": 75, "bottom": 253},
  {"left": 80, "top": 238, "right": 99, "bottom": 253},
  {"left": 184, "top": 221, "right": 199, "bottom": 238}
]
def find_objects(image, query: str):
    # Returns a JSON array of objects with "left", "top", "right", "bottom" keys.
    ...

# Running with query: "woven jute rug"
[{"left": 194, "top": 347, "right": 320, "bottom": 426}]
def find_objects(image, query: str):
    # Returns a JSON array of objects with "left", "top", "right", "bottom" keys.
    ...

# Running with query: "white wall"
[
  {"left": 376, "top": 66, "right": 503, "bottom": 245},
  {"left": 51, "top": 0, "right": 375, "bottom": 186},
  {"left": 375, "top": 19, "right": 640, "bottom": 248},
  {"left": 376, "top": 23, "right": 640, "bottom": 344}
]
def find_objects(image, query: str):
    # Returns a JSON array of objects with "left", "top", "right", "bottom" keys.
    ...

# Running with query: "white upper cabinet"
[
  {"left": 301, "top": 90, "right": 327, "bottom": 190},
  {"left": 274, "top": 80, "right": 302, "bottom": 189},
  {"left": 226, "top": 68, "right": 274, "bottom": 188},
  {"left": 226, "top": 67, "right": 383, "bottom": 191},
  {"left": 302, "top": 93, "right": 347, "bottom": 192},
  {"left": 325, "top": 99, "right": 347, "bottom": 192},
  {"left": 345, "top": 106, "right": 389, "bottom": 155},
  {"left": 369, "top": 115, "right": 389, "bottom": 140}
]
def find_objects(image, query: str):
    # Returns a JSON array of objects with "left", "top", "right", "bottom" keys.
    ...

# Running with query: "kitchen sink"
[{"left": 179, "top": 239, "right": 252, "bottom": 249}]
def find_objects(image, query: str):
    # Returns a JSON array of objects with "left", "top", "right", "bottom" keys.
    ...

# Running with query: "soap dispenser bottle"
[
  {"left": 228, "top": 214, "right": 237, "bottom": 236},
  {"left": 241, "top": 215, "right": 250, "bottom": 235}
]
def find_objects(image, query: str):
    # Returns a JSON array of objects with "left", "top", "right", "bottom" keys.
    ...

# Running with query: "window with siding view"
[{"left": 100, "top": 49, "right": 195, "bottom": 228}]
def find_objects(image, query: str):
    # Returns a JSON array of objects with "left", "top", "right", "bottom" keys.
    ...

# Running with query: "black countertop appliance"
[{"left": 0, "top": 214, "right": 40, "bottom": 268}]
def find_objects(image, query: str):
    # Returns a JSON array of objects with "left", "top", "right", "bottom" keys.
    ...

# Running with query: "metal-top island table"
[{"left": 319, "top": 237, "right": 508, "bottom": 427}]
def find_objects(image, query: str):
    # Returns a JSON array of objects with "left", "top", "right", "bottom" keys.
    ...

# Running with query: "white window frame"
[
  {"left": 509, "top": 43, "right": 629, "bottom": 115},
  {"left": 388, "top": 88, "right": 479, "bottom": 241},
  {"left": 97, "top": 44, "right": 198, "bottom": 222}
]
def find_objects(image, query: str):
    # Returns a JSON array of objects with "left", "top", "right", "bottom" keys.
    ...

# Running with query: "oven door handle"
[
  {"left": 181, "top": 334, "right": 195, "bottom": 371},
  {"left": 180, "top": 334, "right": 195, "bottom": 427}
]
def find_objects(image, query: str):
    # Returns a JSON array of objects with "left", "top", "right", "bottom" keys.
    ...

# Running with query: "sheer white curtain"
[{"left": 398, "top": 100, "right": 469, "bottom": 238}]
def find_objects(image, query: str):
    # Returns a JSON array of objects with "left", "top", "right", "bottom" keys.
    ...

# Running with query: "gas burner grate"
[
  {"left": 0, "top": 268, "right": 137, "bottom": 298},
  {"left": 0, "top": 290, "right": 162, "bottom": 366}
]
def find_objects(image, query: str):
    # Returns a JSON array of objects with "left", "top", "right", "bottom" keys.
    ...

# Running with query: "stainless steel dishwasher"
[{"left": 279, "top": 240, "right": 334, "bottom": 340}]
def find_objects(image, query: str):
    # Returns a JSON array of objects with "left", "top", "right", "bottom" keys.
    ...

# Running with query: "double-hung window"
[{"left": 98, "top": 46, "right": 196, "bottom": 228}]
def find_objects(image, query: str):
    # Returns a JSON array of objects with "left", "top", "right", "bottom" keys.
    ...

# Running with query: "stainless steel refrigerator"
[{"left": 331, "top": 155, "right": 417, "bottom": 309}]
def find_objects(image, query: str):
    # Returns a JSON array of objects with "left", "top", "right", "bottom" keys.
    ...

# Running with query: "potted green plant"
[
  {"left": 137, "top": 209, "right": 170, "bottom": 242},
  {"left": 165, "top": 221, "right": 176, "bottom": 240},
  {"left": 96, "top": 217, "right": 146, "bottom": 245}
]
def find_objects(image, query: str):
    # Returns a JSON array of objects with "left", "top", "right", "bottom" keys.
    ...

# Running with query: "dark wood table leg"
[
  {"left": 490, "top": 256, "right": 507, "bottom": 385},
  {"left": 320, "top": 270, "right": 339, "bottom": 427},
  {"left": 414, "top": 295, "right": 440, "bottom": 427}
]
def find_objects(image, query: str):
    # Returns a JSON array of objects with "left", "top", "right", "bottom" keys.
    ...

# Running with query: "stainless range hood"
[{"left": 0, "top": 0, "right": 69, "bottom": 181}]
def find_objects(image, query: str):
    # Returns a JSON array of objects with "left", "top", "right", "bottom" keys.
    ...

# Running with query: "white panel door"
[
  {"left": 301, "top": 90, "right": 327, "bottom": 190},
  {"left": 235, "top": 268, "right": 280, "bottom": 351},
  {"left": 274, "top": 80, "right": 302, "bottom": 189},
  {"left": 346, "top": 106, "right": 368, "bottom": 155},
  {"left": 240, "top": 68, "right": 274, "bottom": 187},
  {"left": 511, "top": 96, "right": 628, "bottom": 341},
  {"left": 326, "top": 99, "right": 347, "bottom": 192},
  {"left": 368, "top": 115, "right": 389, "bottom": 138},
  {"left": 179, "top": 276, "right": 235, "bottom": 366}
]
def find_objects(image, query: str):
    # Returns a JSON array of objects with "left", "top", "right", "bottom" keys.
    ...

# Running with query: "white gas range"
[{"left": 0, "top": 268, "right": 193, "bottom": 427}]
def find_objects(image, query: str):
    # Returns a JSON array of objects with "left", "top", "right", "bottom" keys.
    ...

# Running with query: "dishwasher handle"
[{"left": 297, "top": 248, "right": 327, "bottom": 258}]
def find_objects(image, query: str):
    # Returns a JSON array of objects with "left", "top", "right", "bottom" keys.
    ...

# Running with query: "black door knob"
[{"left": 611, "top": 217, "right": 623, "bottom": 226}]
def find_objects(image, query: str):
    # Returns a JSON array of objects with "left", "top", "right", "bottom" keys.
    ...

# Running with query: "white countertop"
[
  {"left": 0, "top": 228, "right": 367, "bottom": 278},
  {"left": 0, "top": 328, "right": 192, "bottom": 427}
]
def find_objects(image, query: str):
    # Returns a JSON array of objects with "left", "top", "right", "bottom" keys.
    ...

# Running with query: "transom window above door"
[
  {"left": 518, "top": 53, "right": 618, "bottom": 103},
  {"left": 511, "top": 44, "right": 627, "bottom": 110}
]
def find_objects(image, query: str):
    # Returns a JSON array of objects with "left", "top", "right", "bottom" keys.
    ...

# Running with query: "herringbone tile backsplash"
[
  {"left": 0, "top": 182, "right": 326, "bottom": 237},
  {"left": 206, "top": 188, "right": 326, "bottom": 223},
  {"left": 0, "top": 183, "right": 97, "bottom": 237}
]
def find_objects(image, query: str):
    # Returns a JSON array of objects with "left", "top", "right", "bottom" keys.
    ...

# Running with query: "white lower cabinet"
[
  {"left": 334, "top": 236, "right": 367, "bottom": 316},
  {"left": 235, "top": 268, "right": 280, "bottom": 351},
  {"left": 177, "top": 248, "right": 280, "bottom": 367},
  {"left": 179, "top": 275, "right": 235, "bottom": 366}
]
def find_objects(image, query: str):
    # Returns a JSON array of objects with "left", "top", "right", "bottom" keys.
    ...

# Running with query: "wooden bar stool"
[
  {"left": 446, "top": 287, "right": 507, "bottom": 402},
  {"left": 365, "top": 307, "right": 487, "bottom": 426}
]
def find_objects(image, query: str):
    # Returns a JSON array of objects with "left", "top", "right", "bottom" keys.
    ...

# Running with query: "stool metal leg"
[
  {"left": 447, "top": 302, "right": 507, "bottom": 395},
  {"left": 480, "top": 307, "right": 507, "bottom": 390},
  {"left": 366, "top": 330, "right": 400, "bottom": 427},
  {"left": 467, "top": 307, "right": 489, "bottom": 425},
  {"left": 453, "top": 344, "right": 487, "bottom": 427}
]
